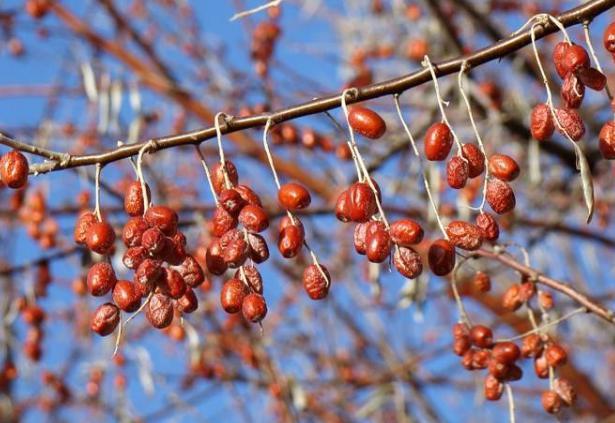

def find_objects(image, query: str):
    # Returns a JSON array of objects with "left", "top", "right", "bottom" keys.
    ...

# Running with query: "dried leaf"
[{"left": 573, "top": 143, "right": 594, "bottom": 223}]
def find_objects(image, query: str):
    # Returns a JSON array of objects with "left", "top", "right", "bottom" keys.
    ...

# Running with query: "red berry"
[
  {"left": 445, "top": 220, "right": 483, "bottom": 251},
  {"left": 74, "top": 211, "right": 97, "bottom": 245},
  {"left": 278, "top": 224, "right": 304, "bottom": 258},
  {"left": 392, "top": 246, "right": 423, "bottom": 279},
  {"left": 238, "top": 204, "right": 269, "bottom": 232},
  {"left": 475, "top": 212, "right": 499, "bottom": 242},
  {"left": 144, "top": 205, "right": 178, "bottom": 236},
  {"left": 86, "top": 221, "right": 116, "bottom": 254},
  {"left": 121, "top": 217, "right": 149, "bottom": 247},
  {"left": 347, "top": 182, "right": 377, "bottom": 223},
  {"left": 211, "top": 160, "right": 238, "bottom": 194},
  {"left": 492, "top": 342, "right": 521, "bottom": 365},
  {"left": 278, "top": 182, "right": 311, "bottom": 210},
  {"left": 604, "top": 21, "right": 615, "bottom": 53},
  {"left": 91, "top": 303, "right": 120, "bottom": 336},
  {"left": 241, "top": 293, "right": 268, "bottom": 323},
  {"left": 424, "top": 122, "right": 453, "bottom": 161},
  {"left": 541, "top": 390, "right": 562, "bottom": 414},
  {"left": 177, "top": 288, "right": 199, "bottom": 314},
  {"left": 530, "top": 103, "right": 554, "bottom": 141},
  {"left": 576, "top": 67, "right": 606, "bottom": 91},
  {"left": 302, "top": 264, "right": 331, "bottom": 300},
  {"left": 469, "top": 325, "right": 493, "bottom": 348},
  {"left": 428, "top": 239, "right": 456, "bottom": 276},
  {"left": 389, "top": 219, "right": 423, "bottom": 246},
  {"left": 112, "top": 280, "right": 142, "bottom": 312},
  {"left": 461, "top": 143, "right": 485, "bottom": 178},
  {"left": 220, "top": 278, "right": 248, "bottom": 313},
  {"left": 554, "top": 108, "right": 585, "bottom": 141},
  {"left": 365, "top": 225, "right": 391, "bottom": 263},
  {"left": 123, "top": 180, "right": 149, "bottom": 217},
  {"left": 561, "top": 73, "right": 584, "bottom": 109},
  {"left": 488, "top": 154, "right": 519, "bottom": 182},
  {"left": 486, "top": 179, "right": 515, "bottom": 214},
  {"left": 446, "top": 156, "right": 469, "bottom": 189},
  {"left": 348, "top": 106, "right": 387, "bottom": 139},
  {"left": 599, "top": 121, "right": 615, "bottom": 159},
  {"left": 145, "top": 293, "right": 174, "bottom": 329},
  {"left": 0, "top": 150, "right": 28, "bottom": 189}
]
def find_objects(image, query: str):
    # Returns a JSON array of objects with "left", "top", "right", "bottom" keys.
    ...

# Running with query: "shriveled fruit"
[
  {"left": 247, "top": 233, "right": 269, "bottom": 264},
  {"left": 242, "top": 293, "right": 268, "bottom": 323},
  {"left": 177, "top": 288, "right": 198, "bottom": 314},
  {"left": 521, "top": 334, "right": 543, "bottom": 358},
  {"left": 145, "top": 293, "right": 174, "bottom": 329},
  {"left": 484, "top": 375, "right": 503, "bottom": 401},
  {"left": 541, "top": 390, "right": 562, "bottom": 414},
  {"left": 0, "top": 150, "right": 29, "bottom": 189},
  {"left": 469, "top": 325, "right": 493, "bottom": 348},
  {"left": 365, "top": 226, "right": 391, "bottom": 263},
  {"left": 553, "top": 378, "right": 576, "bottom": 406},
  {"left": 158, "top": 268, "right": 187, "bottom": 299},
  {"left": 502, "top": 284, "right": 523, "bottom": 312},
  {"left": 461, "top": 143, "right": 485, "bottom": 178},
  {"left": 211, "top": 206, "right": 238, "bottom": 237},
  {"left": 445, "top": 221, "right": 483, "bottom": 251},
  {"left": 278, "top": 224, "right": 304, "bottom": 258},
  {"left": 347, "top": 182, "right": 377, "bottom": 223},
  {"left": 220, "top": 278, "right": 248, "bottom": 313},
  {"left": 121, "top": 217, "right": 149, "bottom": 247},
  {"left": 87, "top": 262, "right": 117, "bottom": 297},
  {"left": 348, "top": 106, "right": 387, "bottom": 139},
  {"left": 424, "top": 122, "right": 453, "bottom": 161},
  {"left": 303, "top": 264, "right": 331, "bottom": 300},
  {"left": 603, "top": 21, "right": 615, "bottom": 53},
  {"left": 278, "top": 182, "right": 311, "bottom": 210},
  {"left": 112, "top": 280, "right": 142, "bottom": 312},
  {"left": 218, "top": 188, "right": 245, "bottom": 216},
  {"left": 144, "top": 205, "right": 178, "bottom": 236},
  {"left": 91, "top": 303, "right": 120, "bottom": 336},
  {"left": 211, "top": 160, "right": 238, "bottom": 194},
  {"left": 428, "top": 239, "right": 455, "bottom": 276},
  {"left": 238, "top": 204, "right": 269, "bottom": 232},
  {"left": 561, "top": 73, "right": 584, "bottom": 109},
  {"left": 205, "top": 239, "right": 227, "bottom": 275},
  {"left": 599, "top": 121, "right": 615, "bottom": 159},
  {"left": 473, "top": 271, "right": 491, "bottom": 293},
  {"left": 123, "top": 181, "right": 149, "bottom": 217},
  {"left": 554, "top": 108, "right": 585, "bottom": 141},
  {"left": 530, "top": 103, "right": 554, "bottom": 141},
  {"left": 545, "top": 343, "right": 567, "bottom": 368},
  {"left": 492, "top": 342, "right": 520, "bottom": 365},
  {"left": 486, "top": 179, "right": 515, "bottom": 214},
  {"left": 86, "top": 221, "right": 116, "bottom": 254},
  {"left": 393, "top": 246, "right": 423, "bottom": 279},
  {"left": 576, "top": 66, "right": 606, "bottom": 91},
  {"left": 335, "top": 189, "right": 352, "bottom": 222},
  {"left": 389, "top": 219, "right": 423, "bottom": 246},
  {"left": 475, "top": 212, "right": 499, "bottom": 241},
  {"left": 74, "top": 211, "right": 97, "bottom": 245},
  {"left": 446, "top": 156, "right": 468, "bottom": 189}
]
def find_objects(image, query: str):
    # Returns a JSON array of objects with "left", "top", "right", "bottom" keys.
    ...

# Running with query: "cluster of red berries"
[
  {"left": 74, "top": 180, "right": 204, "bottom": 336},
  {"left": 19, "top": 190, "right": 60, "bottom": 249},
  {"left": 250, "top": 9, "right": 281, "bottom": 78},
  {"left": 453, "top": 323, "right": 575, "bottom": 413}
]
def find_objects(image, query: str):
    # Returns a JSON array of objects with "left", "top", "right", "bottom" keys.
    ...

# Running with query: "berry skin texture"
[
  {"left": 424, "top": 122, "right": 453, "bottom": 161},
  {"left": 87, "top": 262, "right": 118, "bottom": 296},
  {"left": 145, "top": 293, "right": 174, "bottom": 329},
  {"left": 486, "top": 179, "right": 515, "bottom": 215},
  {"left": 347, "top": 106, "right": 387, "bottom": 139},
  {"left": 604, "top": 21, "right": 615, "bottom": 53},
  {"left": 469, "top": 325, "right": 493, "bottom": 348},
  {"left": 302, "top": 264, "right": 331, "bottom": 300},
  {"left": 489, "top": 154, "right": 520, "bottom": 182},
  {"left": 0, "top": 150, "right": 29, "bottom": 189},
  {"left": 445, "top": 221, "right": 483, "bottom": 251},
  {"left": 530, "top": 104, "right": 554, "bottom": 141},
  {"left": 392, "top": 246, "right": 423, "bottom": 279},
  {"left": 91, "top": 303, "right": 120, "bottom": 336},
  {"left": 220, "top": 278, "right": 248, "bottom": 313},
  {"left": 446, "top": 156, "right": 469, "bottom": 189},
  {"left": 461, "top": 143, "right": 485, "bottom": 178},
  {"left": 211, "top": 160, "right": 239, "bottom": 194},
  {"left": 144, "top": 206, "right": 178, "bottom": 236},
  {"left": 347, "top": 182, "right": 377, "bottom": 223},
  {"left": 561, "top": 73, "right": 584, "bottom": 109},
  {"left": 211, "top": 206, "right": 238, "bottom": 238},
  {"left": 123, "top": 181, "right": 149, "bottom": 217},
  {"left": 112, "top": 280, "right": 142, "bottom": 312},
  {"left": 122, "top": 217, "right": 149, "bottom": 248},
  {"left": 177, "top": 288, "right": 198, "bottom": 314},
  {"left": 247, "top": 233, "right": 269, "bottom": 264},
  {"left": 238, "top": 204, "right": 269, "bottom": 232},
  {"left": 553, "top": 41, "right": 569, "bottom": 79},
  {"left": 599, "top": 121, "right": 615, "bottom": 159},
  {"left": 242, "top": 293, "right": 268, "bottom": 323},
  {"left": 427, "top": 239, "right": 455, "bottom": 276},
  {"left": 562, "top": 44, "right": 590, "bottom": 75},
  {"left": 74, "top": 211, "right": 97, "bottom": 245},
  {"left": 158, "top": 268, "right": 187, "bottom": 299},
  {"left": 554, "top": 108, "right": 585, "bottom": 141},
  {"left": 218, "top": 188, "right": 245, "bottom": 216},
  {"left": 278, "top": 182, "right": 311, "bottom": 210},
  {"left": 475, "top": 212, "right": 499, "bottom": 242},
  {"left": 389, "top": 219, "right": 423, "bottom": 246},
  {"left": 86, "top": 221, "right": 116, "bottom": 255}
]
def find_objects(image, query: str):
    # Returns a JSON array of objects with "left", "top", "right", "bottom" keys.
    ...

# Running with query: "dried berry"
[
  {"left": 335, "top": 189, "right": 352, "bottom": 222},
  {"left": 469, "top": 325, "right": 493, "bottom": 348},
  {"left": 348, "top": 106, "right": 387, "bottom": 139},
  {"left": 122, "top": 246, "right": 147, "bottom": 270},
  {"left": 221, "top": 278, "right": 248, "bottom": 314},
  {"left": 453, "top": 337, "right": 471, "bottom": 356},
  {"left": 554, "top": 108, "right": 585, "bottom": 141},
  {"left": 486, "top": 178, "right": 515, "bottom": 214},
  {"left": 348, "top": 182, "right": 377, "bottom": 223},
  {"left": 492, "top": 342, "right": 520, "bottom": 365},
  {"left": 446, "top": 156, "right": 469, "bottom": 189},
  {"left": 144, "top": 205, "right": 178, "bottom": 236},
  {"left": 393, "top": 246, "right": 423, "bottom": 279},
  {"left": 242, "top": 293, "right": 268, "bottom": 323},
  {"left": 545, "top": 343, "right": 567, "bottom": 368},
  {"left": 121, "top": 217, "right": 149, "bottom": 248},
  {"left": 553, "top": 378, "right": 576, "bottom": 406},
  {"left": 424, "top": 122, "right": 453, "bottom": 161},
  {"left": 488, "top": 154, "right": 520, "bottom": 182},
  {"left": 87, "top": 262, "right": 117, "bottom": 296},
  {"left": 541, "top": 390, "right": 562, "bottom": 414},
  {"left": 91, "top": 303, "right": 120, "bottom": 336},
  {"left": 445, "top": 221, "right": 483, "bottom": 251},
  {"left": 123, "top": 181, "right": 149, "bottom": 217},
  {"left": 247, "top": 233, "right": 269, "bottom": 263},
  {"left": 475, "top": 212, "right": 499, "bottom": 242},
  {"left": 74, "top": 211, "right": 97, "bottom": 245},
  {"left": 176, "top": 255, "right": 205, "bottom": 287},
  {"left": 0, "top": 150, "right": 28, "bottom": 189},
  {"left": 238, "top": 204, "right": 269, "bottom": 232},
  {"left": 177, "top": 288, "right": 198, "bottom": 314},
  {"left": 599, "top": 121, "right": 615, "bottom": 159},
  {"left": 235, "top": 265, "right": 264, "bottom": 294},
  {"left": 389, "top": 219, "right": 423, "bottom": 246},
  {"left": 145, "top": 293, "right": 174, "bottom": 329},
  {"left": 461, "top": 143, "right": 485, "bottom": 178},
  {"left": 561, "top": 73, "right": 584, "bottom": 109},
  {"left": 530, "top": 103, "right": 554, "bottom": 141},
  {"left": 278, "top": 182, "right": 311, "bottom": 210},
  {"left": 604, "top": 21, "right": 615, "bottom": 53},
  {"left": 211, "top": 160, "right": 238, "bottom": 194},
  {"left": 112, "top": 280, "right": 142, "bottom": 312},
  {"left": 218, "top": 188, "right": 246, "bottom": 216},
  {"left": 223, "top": 237, "right": 249, "bottom": 268},
  {"left": 366, "top": 226, "right": 391, "bottom": 263},
  {"left": 134, "top": 259, "right": 164, "bottom": 292},
  {"left": 141, "top": 227, "right": 167, "bottom": 256},
  {"left": 211, "top": 206, "right": 238, "bottom": 237},
  {"left": 521, "top": 334, "right": 543, "bottom": 358},
  {"left": 562, "top": 44, "right": 590, "bottom": 75},
  {"left": 553, "top": 41, "right": 569, "bottom": 78},
  {"left": 534, "top": 353, "right": 550, "bottom": 379},
  {"left": 159, "top": 268, "right": 187, "bottom": 299},
  {"left": 205, "top": 239, "right": 227, "bottom": 275},
  {"left": 484, "top": 375, "right": 503, "bottom": 401},
  {"left": 278, "top": 224, "right": 304, "bottom": 258},
  {"left": 303, "top": 263, "right": 331, "bottom": 300},
  {"left": 502, "top": 284, "right": 523, "bottom": 312},
  {"left": 488, "top": 359, "right": 511, "bottom": 380},
  {"left": 428, "top": 239, "right": 455, "bottom": 276},
  {"left": 86, "top": 221, "right": 116, "bottom": 254},
  {"left": 234, "top": 184, "right": 262, "bottom": 207}
]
